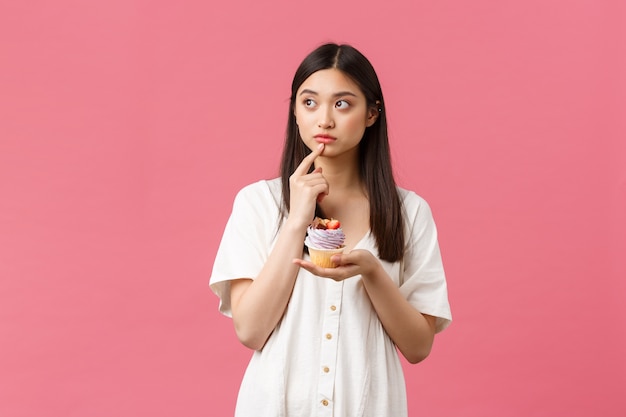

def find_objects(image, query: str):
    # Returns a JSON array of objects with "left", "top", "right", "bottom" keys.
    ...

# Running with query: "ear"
[
  {"left": 365, "top": 105, "right": 379, "bottom": 127},
  {"left": 292, "top": 103, "right": 298, "bottom": 125}
]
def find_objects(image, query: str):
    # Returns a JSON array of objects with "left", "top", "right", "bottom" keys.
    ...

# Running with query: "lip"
[{"left": 314, "top": 134, "right": 337, "bottom": 144}]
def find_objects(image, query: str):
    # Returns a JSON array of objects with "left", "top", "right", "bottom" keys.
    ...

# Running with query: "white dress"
[{"left": 210, "top": 178, "right": 452, "bottom": 417}]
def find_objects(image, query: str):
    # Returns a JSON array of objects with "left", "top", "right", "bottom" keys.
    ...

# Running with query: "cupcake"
[{"left": 304, "top": 217, "right": 346, "bottom": 268}]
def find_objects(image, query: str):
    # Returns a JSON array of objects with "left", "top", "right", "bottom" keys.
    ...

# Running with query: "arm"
[
  {"left": 359, "top": 256, "right": 437, "bottom": 363},
  {"left": 230, "top": 144, "right": 327, "bottom": 351},
  {"left": 230, "top": 221, "right": 309, "bottom": 350},
  {"left": 293, "top": 250, "right": 436, "bottom": 363}
]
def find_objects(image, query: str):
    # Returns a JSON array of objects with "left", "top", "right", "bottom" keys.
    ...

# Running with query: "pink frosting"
[{"left": 305, "top": 226, "right": 346, "bottom": 250}]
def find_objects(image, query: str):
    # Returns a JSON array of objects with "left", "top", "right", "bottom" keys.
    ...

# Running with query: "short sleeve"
[
  {"left": 399, "top": 191, "right": 452, "bottom": 333},
  {"left": 209, "top": 180, "right": 281, "bottom": 317}
]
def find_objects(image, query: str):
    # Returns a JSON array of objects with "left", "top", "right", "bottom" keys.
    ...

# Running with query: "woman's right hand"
[
  {"left": 230, "top": 143, "right": 327, "bottom": 351},
  {"left": 287, "top": 143, "right": 328, "bottom": 229}
]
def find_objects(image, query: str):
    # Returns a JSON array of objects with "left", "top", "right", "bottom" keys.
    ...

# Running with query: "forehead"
[{"left": 297, "top": 68, "right": 363, "bottom": 96}]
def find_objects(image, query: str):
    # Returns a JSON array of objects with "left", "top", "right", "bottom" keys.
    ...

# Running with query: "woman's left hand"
[{"left": 293, "top": 249, "right": 381, "bottom": 281}]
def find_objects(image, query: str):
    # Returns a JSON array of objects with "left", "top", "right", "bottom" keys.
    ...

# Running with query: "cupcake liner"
[{"left": 307, "top": 246, "right": 345, "bottom": 268}]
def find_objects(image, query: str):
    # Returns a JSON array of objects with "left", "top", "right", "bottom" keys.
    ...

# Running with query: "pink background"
[{"left": 1, "top": 1, "right": 624, "bottom": 416}]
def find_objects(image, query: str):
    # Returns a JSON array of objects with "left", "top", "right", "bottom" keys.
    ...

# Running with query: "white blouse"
[{"left": 210, "top": 178, "right": 451, "bottom": 417}]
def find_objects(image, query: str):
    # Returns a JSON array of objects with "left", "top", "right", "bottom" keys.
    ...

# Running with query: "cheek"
[{"left": 343, "top": 115, "right": 367, "bottom": 136}]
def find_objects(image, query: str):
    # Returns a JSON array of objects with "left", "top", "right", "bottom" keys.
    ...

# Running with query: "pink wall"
[{"left": 1, "top": 1, "right": 624, "bottom": 416}]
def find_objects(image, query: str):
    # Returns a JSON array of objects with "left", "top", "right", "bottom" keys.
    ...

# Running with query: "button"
[
  {"left": 321, "top": 399, "right": 329, "bottom": 406},
  {"left": 325, "top": 333, "right": 332, "bottom": 340},
  {"left": 330, "top": 305, "right": 336, "bottom": 311},
  {"left": 323, "top": 366, "right": 330, "bottom": 373}
]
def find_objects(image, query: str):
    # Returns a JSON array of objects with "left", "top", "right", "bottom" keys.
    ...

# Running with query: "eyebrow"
[{"left": 299, "top": 89, "right": 358, "bottom": 98}]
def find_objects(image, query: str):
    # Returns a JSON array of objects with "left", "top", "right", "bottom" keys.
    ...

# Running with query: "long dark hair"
[{"left": 279, "top": 43, "right": 404, "bottom": 262}]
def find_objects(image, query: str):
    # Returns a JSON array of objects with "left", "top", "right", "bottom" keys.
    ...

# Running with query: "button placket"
[{"left": 316, "top": 280, "right": 343, "bottom": 416}]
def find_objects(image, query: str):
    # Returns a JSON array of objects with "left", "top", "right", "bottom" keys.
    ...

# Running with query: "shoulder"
[
  {"left": 397, "top": 186, "right": 431, "bottom": 215},
  {"left": 397, "top": 186, "right": 438, "bottom": 236},
  {"left": 234, "top": 178, "right": 282, "bottom": 204}
]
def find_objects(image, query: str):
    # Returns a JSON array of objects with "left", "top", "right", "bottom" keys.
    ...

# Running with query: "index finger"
[{"left": 293, "top": 143, "right": 324, "bottom": 176}]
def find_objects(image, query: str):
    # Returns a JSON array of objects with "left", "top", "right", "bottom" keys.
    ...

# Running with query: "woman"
[{"left": 210, "top": 43, "right": 451, "bottom": 416}]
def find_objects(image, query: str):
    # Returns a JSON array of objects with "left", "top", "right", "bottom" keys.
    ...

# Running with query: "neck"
[{"left": 314, "top": 152, "right": 362, "bottom": 191}]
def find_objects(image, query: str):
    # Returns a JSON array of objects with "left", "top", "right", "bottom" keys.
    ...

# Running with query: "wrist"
[
  {"left": 284, "top": 215, "right": 311, "bottom": 232},
  {"left": 359, "top": 253, "right": 385, "bottom": 282},
  {"left": 283, "top": 217, "right": 309, "bottom": 234}
]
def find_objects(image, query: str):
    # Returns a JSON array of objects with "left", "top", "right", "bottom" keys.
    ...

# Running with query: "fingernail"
[{"left": 317, "top": 144, "right": 324, "bottom": 150}]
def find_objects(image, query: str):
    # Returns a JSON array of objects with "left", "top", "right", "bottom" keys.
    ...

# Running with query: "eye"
[
  {"left": 335, "top": 100, "right": 350, "bottom": 109},
  {"left": 304, "top": 98, "right": 316, "bottom": 108}
]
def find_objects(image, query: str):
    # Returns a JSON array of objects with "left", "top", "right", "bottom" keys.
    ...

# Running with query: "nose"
[{"left": 317, "top": 106, "right": 334, "bottom": 129}]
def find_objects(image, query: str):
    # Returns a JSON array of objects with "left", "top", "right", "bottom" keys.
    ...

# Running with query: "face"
[{"left": 294, "top": 69, "right": 378, "bottom": 159}]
